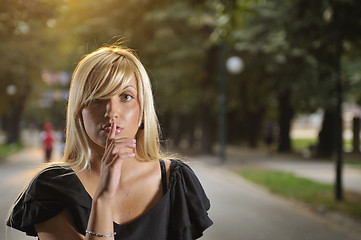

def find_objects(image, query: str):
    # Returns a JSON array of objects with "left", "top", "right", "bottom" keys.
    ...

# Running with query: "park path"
[{"left": 1, "top": 148, "right": 43, "bottom": 240}]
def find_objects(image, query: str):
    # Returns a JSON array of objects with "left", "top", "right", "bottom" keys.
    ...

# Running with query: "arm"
[
  {"left": 34, "top": 199, "right": 114, "bottom": 240},
  {"left": 35, "top": 210, "right": 84, "bottom": 240},
  {"left": 35, "top": 199, "right": 114, "bottom": 240}
]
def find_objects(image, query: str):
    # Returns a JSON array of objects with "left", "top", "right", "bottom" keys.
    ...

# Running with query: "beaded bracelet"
[{"left": 86, "top": 230, "right": 117, "bottom": 238}]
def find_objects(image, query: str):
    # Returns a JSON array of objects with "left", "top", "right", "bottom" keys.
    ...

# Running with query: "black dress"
[{"left": 7, "top": 160, "right": 213, "bottom": 239}]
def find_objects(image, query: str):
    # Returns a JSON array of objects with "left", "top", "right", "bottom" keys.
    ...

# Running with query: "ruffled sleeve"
[
  {"left": 6, "top": 166, "right": 91, "bottom": 237},
  {"left": 169, "top": 160, "right": 213, "bottom": 239}
]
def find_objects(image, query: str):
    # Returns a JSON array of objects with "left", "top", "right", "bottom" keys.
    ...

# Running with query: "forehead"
[
  {"left": 91, "top": 72, "right": 138, "bottom": 100},
  {"left": 126, "top": 75, "right": 138, "bottom": 89},
  {"left": 110, "top": 74, "right": 138, "bottom": 95}
]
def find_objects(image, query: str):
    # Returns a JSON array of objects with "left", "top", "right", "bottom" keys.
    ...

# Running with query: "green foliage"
[
  {"left": 0, "top": 0, "right": 62, "bottom": 142},
  {"left": 232, "top": 0, "right": 319, "bottom": 114},
  {"left": 1, "top": 0, "right": 361, "bottom": 148},
  {"left": 0, "top": 143, "right": 22, "bottom": 159},
  {"left": 292, "top": 138, "right": 317, "bottom": 152}
]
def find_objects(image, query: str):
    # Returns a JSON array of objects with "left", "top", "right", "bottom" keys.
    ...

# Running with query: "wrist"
[
  {"left": 87, "top": 196, "right": 114, "bottom": 240},
  {"left": 93, "top": 194, "right": 113, "bottom": 206}
]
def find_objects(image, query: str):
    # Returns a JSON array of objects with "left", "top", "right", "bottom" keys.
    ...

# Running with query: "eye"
[{"left": 120, "top": 93, "right": 134, "bottom": 102}]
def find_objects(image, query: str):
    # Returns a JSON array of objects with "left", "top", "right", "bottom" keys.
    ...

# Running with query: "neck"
[{"left": 87, "top": 141, "right": 105, "bottom": 173}]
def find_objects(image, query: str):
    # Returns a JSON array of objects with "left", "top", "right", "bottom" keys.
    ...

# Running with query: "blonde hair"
[{"left": 62, "top": 46, "right": 161, "bottom": 170}]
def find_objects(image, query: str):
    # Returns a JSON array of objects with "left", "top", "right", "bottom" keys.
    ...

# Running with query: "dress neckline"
[{"left": 69, "top": 160, "right": 175, "bottom": 227}]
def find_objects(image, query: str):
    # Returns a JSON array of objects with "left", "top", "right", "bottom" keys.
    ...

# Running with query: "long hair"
[{"left": 63, "top": 46, "right": 161, "bottom": 170}]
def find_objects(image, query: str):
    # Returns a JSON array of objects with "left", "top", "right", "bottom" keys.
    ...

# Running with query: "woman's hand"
[{"left": 94, "top": 122, "right": 136, "bottom": 201}]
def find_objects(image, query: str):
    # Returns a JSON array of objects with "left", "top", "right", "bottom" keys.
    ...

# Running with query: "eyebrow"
[{"left": 123, "top": 85, "right": 136, "bottom": 91}]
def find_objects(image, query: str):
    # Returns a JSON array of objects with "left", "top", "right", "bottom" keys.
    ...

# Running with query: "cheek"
[
  {"left": 82, "top": 109, "right": 93, "bottom": 129},
  {"left": 124, "top": 106, "right": 141, "bottom": 131},
  {"left": 81, "top": 110, "right": 94, "bottom": 136},
  {"left": 81, "top": 108, "right": 104, "bottom": 142}
]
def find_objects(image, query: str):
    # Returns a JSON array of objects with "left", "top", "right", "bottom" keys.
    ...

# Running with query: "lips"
[{"left": 102, "top": 123, "right": 122, "bottom": 133}]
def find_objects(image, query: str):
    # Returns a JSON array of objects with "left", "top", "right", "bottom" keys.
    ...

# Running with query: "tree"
[
  {"left": 289, "top": 0, "right": 361, "bottom": 158},
  {"left": 230, "top": 0, "right": 318, "bottom": 150},
  {"left": 0, "top": 0, "right": 61, "bottom": 143}
]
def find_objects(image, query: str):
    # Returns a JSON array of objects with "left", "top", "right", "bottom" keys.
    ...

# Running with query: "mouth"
[{"left": 102, "top": 123, "right": 122, "bottom": 133}]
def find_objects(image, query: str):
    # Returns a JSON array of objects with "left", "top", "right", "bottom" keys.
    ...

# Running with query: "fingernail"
[{"left": 132, "top": 139, "right": 136, "bottom": 143}]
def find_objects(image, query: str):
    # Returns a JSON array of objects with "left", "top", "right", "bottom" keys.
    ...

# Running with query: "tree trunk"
[
  {"left": 317, "top": 109, "right": 336, "bottom": 157},
  {"left": 170, "top": 113, "right": 183, "bottom": 148},
  {"left": 246, "top": 109, "right": 265, "bottom": 148},
  {"left": 6, "top": 97, "right": 26, "bottom": 144},
  {"left": 227, "top": 110, "right": 243, "bottom": 143},
  {"left": 158, "top": 111, "right": 171, "bottom": 148},
  {"left": 200, "top": 108, "right": 214, "bottom": 153},
  {"left": 186, "top": 115, "right": 196, "bottom": 149},
  {"left": 198, "top": 45, "right": 218, "bottom": 154},
  {"left": 277, "top": 90, "right": 294, "bottom": 152}
]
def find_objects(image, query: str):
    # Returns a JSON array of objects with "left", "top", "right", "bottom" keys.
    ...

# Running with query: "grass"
[
  {"left": 291, "top": 138, "right": 361, "bottom": 152},
  {"left": 292, "top": 138, "right": 317, "bottom": 152},
  {"left": 344, "top": 153, "right": 361, "bottom": 169},
  {"left": 0, "top": 143, "right": 22, "bottom": 159},
  {"left": 239, "top": 168, "right": 361, "bottom": 220},
  {"left": 291, "top": 138, "right": 361, "bottom": 168}
]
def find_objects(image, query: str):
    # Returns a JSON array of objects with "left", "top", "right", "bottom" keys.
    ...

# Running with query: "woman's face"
[{"left": 81, "top": 75, "right": 141, "bottom": 148}]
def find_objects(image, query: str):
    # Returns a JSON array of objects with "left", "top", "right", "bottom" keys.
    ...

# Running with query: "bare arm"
[
  {"left": 35, "top": 210, "right": 84, "bottom": 240},
  {"left": 35, "top": 199, "right": 114, "bottom": 240}
]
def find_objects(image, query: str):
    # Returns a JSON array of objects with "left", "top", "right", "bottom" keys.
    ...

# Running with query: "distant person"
[
  {"left": 40, "top": 123, "right": 54, "bottom": 162},
  {"left": 7, "top": 45, "right": 212, "bottom": 239}
]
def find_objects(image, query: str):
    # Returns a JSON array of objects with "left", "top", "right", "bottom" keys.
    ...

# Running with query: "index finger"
[{"left": 108, "top": 122, "right": 116, "bottom": 141}]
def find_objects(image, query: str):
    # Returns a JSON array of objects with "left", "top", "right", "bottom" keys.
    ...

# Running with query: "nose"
[{"left": 104, "top": 97, "right": 119, "bottom": 120}]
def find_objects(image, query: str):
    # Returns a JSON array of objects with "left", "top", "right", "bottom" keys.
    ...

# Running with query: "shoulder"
[
  {"left": 167, "top": 159, "right": 213, "bottom": 239},
  {"left": 169, "top": 159, "right": 197, "bottom": 179},
  {"left": 30, "top": 165, "right": 90, "bottom": 206},
  {"left": 27, "top": 165, "right": 76, "bottom": 196},
  {"left": 34, "top": 165, "right": 73, "bottom": 180},
  {"left": 160, "top": 159, "right": 194, "bottom": 183},
  {"left": 7, "top": 165, "right": 91, "bottom": 236},
  {"left": 168, "top": 159, "right": 206, "bottom": 194}
]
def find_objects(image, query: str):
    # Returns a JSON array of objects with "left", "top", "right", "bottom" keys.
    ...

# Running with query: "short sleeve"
[
  {"left": 6, "top": 166, "right": 91, "bottom": 237},
  {"left": 169, "top": 160, "right": 213, "bottom": 239}
]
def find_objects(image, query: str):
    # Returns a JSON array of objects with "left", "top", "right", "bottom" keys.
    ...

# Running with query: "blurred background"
[
  {"left": 1, "top": 0, "right": 361, "bottom": 158},
  {"left": 2, "top": 1, "right": 361, "bottom": 239}
]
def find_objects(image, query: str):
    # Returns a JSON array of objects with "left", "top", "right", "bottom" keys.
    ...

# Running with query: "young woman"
[{"left": 7, "top": 46, "right": 213, "bottom": 239}]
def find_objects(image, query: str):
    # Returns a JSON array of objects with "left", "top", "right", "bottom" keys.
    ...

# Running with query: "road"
[{"left": 1, "top": 148, "right": 361, "bottom": 240}]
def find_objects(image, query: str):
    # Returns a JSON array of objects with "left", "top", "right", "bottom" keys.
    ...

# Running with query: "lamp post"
[{"left": 218, "top": 48, "right": 244, "bottom": 162}]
